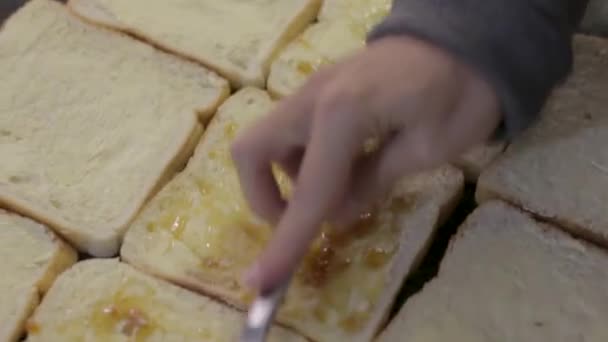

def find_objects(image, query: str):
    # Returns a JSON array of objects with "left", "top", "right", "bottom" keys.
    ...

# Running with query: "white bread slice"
[
  {"left": 121, "top": 87, "right": 464, "bottom": 342},
  {"left": 452, "top": 143, "right": 506, "bottom": 182},
  {"left": 0, "top": 0, "right": 228, "bottom": 257},
  {"left": 67, "top": 0, "right": 322, "bottom": 89},
  {"left": 25, "top": 259, "right": 306, "bottom": 341},
  {"left": 267, "top": 19, "right": 369, "bottom": 98},
  {"left": 377, "top": 201, "right": 608, "bottom": 342},
  {"left": 267, "top": 1, "right": 391, "bottom": 98},
  {"left": 0, "top": 209, "right": 77, "bottom": 342},
  {"left": 477, "top": 35, "right": 608, "bottom": 246}
]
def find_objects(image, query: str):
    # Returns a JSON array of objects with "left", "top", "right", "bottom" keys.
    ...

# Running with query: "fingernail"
[{"left": 243, "top": 263, "right": 261, "bottom": 289}]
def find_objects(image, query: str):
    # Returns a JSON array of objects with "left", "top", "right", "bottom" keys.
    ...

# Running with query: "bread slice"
[
  {"left": 24, "top": 259, "right": 305, "bottom": 341},
  {"left": 377, "top": 201, "right": 608, "bottom": 342},
  {"left": 267, "top": 19, "right": 370, "bottom": 98},
  {"left": 120, "top": 87, "right": 464, "bottom": 341},
  {"left": 67, "top": 0, "right": 322, "bottom": 88},
  {"left": 477, "top": 35, "right": 608, "bottom": 246},
  {"left": 0, "top": 209, "right": 77, "bottom": 342},
  {"left": 452, "top": 143, "right": 506, "bottom": 182},
  {"left": 0, "top": 0, "right": 228, "bottom": 257},
  {"left": 267, "top": 0, "right": 391, "bottom": 98},
  {"left": 318, "top": 0, "right": 393, "bottom": 29}
]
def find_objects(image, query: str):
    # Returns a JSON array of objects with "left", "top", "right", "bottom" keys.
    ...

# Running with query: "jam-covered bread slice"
[
  {"left": 121, "top": 87, "right": 464, "bottom": 342},
  {"left": 25, "top": 259, "right": 305, "bottom": 342}
]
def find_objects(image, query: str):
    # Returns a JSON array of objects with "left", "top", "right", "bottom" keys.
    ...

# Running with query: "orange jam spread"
[
  {"left": 294, "top": 55, "right": 332, "bottom": 76},
  {"left": 296, "top": 61, "right": 314, "bottom": 75},
  {"left": 132, "top": 91, "right": 418, "bottom": 338},
  {"left": 26, "top": 319, "right": 41, "bottom": 335},
  {"left": 89, "top": 285, "right": 156, "bottom": 340}
]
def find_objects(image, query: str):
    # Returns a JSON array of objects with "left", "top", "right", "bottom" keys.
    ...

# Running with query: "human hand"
[{"left": 231, "top": 35, "right": 501, "bottom": 292}]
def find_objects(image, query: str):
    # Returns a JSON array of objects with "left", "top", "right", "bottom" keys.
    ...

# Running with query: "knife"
[{"left": 239, "top": 281, "right": 290, "bottom": 342}]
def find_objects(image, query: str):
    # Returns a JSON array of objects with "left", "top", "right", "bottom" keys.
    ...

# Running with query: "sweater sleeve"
[{"left": 368, "top": 0, "right": 588, "bottom": 140}]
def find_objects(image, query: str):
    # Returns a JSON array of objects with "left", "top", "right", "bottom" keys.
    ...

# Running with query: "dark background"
[
  {"left": 1, "top": 0, "right": 66, "bottom": 23},
  {"left": 1, "top": 1, "right": 28, "bottom": 22}
]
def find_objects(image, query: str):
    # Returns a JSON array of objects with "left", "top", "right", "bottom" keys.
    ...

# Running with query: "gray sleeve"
[{"left": 368, "top": 0, "right": 588, "bottom": 140}]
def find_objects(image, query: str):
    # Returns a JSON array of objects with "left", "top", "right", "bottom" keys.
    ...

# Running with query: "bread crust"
[
  {"left": 0, "top": 0, "right": 229, "bottom": 256},
  {"left": 477, "top": 34, "right": 608, "bottom": 248},
  {"left": 68, "top": 0, "right": 322, "bottom": 88}
]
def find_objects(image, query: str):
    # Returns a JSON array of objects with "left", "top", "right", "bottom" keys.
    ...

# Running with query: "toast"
[
  {"left": 25, "top": 259, "right": 305, "bottom": 341},
  {"left": 121, "top": 88, "right": 464, "bottom": 341},
  {"left": 267, "top": 0, "right": 391, "bottom": 98},
  {"left": 0, "top": 209, "right": 77, "bottom": 342},
  {"left": 68, "top": 0, "right": 322, "bottom": 88},
  {"left": 477, "top": 35, "right": 608, "bottom": 246},
  {"left": 377, "top": 201, "right": 608, "bottom": 342},
  {"left": 0, "top": 0, "right": 228, "bottom": 257}
]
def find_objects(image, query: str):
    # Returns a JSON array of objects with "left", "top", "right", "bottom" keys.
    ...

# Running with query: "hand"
[{"left": 231, "top": 35, "right": 501, "bottom": 292}]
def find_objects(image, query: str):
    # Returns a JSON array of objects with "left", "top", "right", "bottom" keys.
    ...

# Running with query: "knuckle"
[{"left": 316, "top": 83, "right": 359, "bottom": 116}]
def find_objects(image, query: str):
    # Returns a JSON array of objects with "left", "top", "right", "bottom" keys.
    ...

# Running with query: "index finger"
[
  {"left": 231, "top": 87, "right": 313, "bottom": 224},
  {"left": 245, "top": 106, "right": 364, "bottom": 292}
]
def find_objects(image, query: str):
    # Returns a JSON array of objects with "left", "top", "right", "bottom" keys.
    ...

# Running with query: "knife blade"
[{"left": 239, "top": 281, "right": 290, "bottom": 342}]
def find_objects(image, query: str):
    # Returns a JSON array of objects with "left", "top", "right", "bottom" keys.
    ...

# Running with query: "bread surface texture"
[
  {"left": 477, "top": 35, "right": 608, "bottom": 245},
  {"left": 377, "top": 201, "right": 608, "bottom": 342},
  {"left": 68, "top": 0, "right": 322, "bottom": 88},
  {"left": 267, "top": 0, "right": 391, "bottom": 97},
  {"left": 25, "top": 258, "right": 305, "bottom": 341},
  {"left": 121, "top": 87, "right": 464, "bottom": 342},
  {"left": 319, "top": 0, "right": 393, "bottom": 27},
  {"left": 0, "top": 210, "right": 77, "bottom": 342},
  {"left": 0, "top": 0, "right": 228, "bottom": 256}
]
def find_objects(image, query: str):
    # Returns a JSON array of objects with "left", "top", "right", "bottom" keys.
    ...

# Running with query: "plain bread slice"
[
  {"left": 0, "top": 209, "right": 77, "bottom": 342},
  {"left": 477, "top": 35, "right": 608, "bottom": 246},
  {"left": 0, "top": 0, "right": 228, "bottom": 256},
  {"left": 377, "top": 201, "right": 608, "bottom": 342}
]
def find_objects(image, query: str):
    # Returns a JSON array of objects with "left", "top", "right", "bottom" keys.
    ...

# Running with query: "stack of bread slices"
[{"left": 1, "top": 1, "right": 608, "bottom": 341}]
